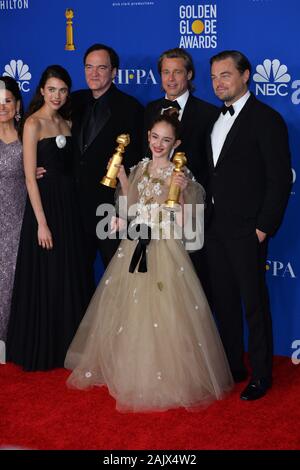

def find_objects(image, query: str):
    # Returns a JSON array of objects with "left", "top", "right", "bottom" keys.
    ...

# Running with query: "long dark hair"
[
  {"left": 0, "top": 75, "right": 24, "bottom": 135},
  {"left": 21, "top": 65, "right": 72, "bottom": 138}
]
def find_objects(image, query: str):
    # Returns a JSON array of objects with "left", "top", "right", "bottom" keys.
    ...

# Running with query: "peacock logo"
[
  {"left": 3, "top": 59, "right": 32, "bottom": 92},
  {"left": 254, "top": 59, "right": 291, "bottom": 96},
  {"left": 253, "top": 59, "right": 291, "bottom": 83}
]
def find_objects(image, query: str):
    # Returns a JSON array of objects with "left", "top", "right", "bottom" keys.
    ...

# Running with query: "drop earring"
[{"left": 15, "top": 112, "right": 21, "bottom": 122}]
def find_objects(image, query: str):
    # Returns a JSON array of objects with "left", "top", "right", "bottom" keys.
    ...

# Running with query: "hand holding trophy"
[
  {"left": 164, "top": 152, "right": 187, "bottom": 211},
  {"left": 101, "top": 134, "right": 130, "bottom": 188}
]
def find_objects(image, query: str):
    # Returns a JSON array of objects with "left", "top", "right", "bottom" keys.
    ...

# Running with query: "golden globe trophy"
[
  {"left": 101, "top": 134, "right": 130, "bottom": 188},
  {"left": 65, "top": 9, "right": 75, "bottom": 51},
  {"left": 164, "top": 152, "right": 187, "bottom": 211}
]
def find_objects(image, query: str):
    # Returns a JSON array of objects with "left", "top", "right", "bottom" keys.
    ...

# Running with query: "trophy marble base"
[
  {"left": 163, "top": 200, "right": 181, "bottom": 212},
  {"left": 101, "top": 176, "right": 117, "bottom": 188}
]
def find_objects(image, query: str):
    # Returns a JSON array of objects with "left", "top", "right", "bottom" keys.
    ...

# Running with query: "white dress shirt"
[{"left": 211, "top": 90, "right": 251, "bottom": 167}]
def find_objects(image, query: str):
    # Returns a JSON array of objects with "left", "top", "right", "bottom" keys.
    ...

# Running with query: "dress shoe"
[
  {"left": 232, "top": 370, "right": 248, "bottom": 383},
  {"left": 240, "top": 378, "right": 271, "bottom": 401}
]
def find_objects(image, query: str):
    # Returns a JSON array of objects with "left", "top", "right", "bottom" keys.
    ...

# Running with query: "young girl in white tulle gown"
[{"left": 65, "top": 112, "right": 233, "bottom": 412}]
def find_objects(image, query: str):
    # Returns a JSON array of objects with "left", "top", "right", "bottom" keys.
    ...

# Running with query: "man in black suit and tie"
[
  {"left": 70, "top": 44, "right": 144, "bottom": 287},
  {"left": 205, "top": 50, "right": 291, "bottom": 400},
  {"left": 144, "top": 47, "right": 218, "bottom": 187}
]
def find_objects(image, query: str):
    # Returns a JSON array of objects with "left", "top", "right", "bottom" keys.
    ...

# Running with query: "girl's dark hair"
[
  {"left": 149, "top": 108, "right": 181, "bottom": 140},
  {"left": 21, "top": 65, "right": 72, "bottom": 138},
  {"left": 0, "top": 75, "right": 24, "bottom": 134}
]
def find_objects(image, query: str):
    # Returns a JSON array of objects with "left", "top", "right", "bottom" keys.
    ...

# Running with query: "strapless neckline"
[{"left": 38, "top": 135, "right": 72, "bottom": 143}]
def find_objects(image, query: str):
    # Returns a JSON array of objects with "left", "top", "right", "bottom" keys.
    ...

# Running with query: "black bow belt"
[{"left": 128, "top": 224, "right": 152, "bottom": 273}]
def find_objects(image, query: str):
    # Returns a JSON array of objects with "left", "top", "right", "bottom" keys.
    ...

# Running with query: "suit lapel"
[
  {"left": 72, "top": 90, "right": 93, "bottom": 154},
  {"left": 206, "top": 119, "right": 215, "bottom": 171},
  {"left": 78, "top": 109, "right": 87, "bottom": 154},
  {"left": 206, "top": 126, "right": 214, "bottom": 171},
  {"left": 214, "top": 94, "right": 254, "bottom": 168},
  {"left": 180, "top": 95, "right": 193, "bottom": 131},
  {"left": 80, "top": 88, "right": 114, "bottom": 154},
  {"left": 84, "top": 103, "right": 111, "bottom": 151}
]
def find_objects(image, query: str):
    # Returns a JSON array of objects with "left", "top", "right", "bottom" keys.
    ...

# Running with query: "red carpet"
[{"left": 1, "top": 356, "right": 299, "bottom": 450}]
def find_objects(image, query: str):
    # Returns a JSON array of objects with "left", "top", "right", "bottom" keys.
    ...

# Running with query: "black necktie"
[
  {"left": 221, "top": 104, "right": 235, "bottom": 116},
  {"left": 161, "top": 98, "right": 181, "bottom": 111}
]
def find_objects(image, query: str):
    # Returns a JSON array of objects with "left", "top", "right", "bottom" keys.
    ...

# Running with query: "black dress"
[{"left": 7, "top": 136, "right": 93, "bottom": 371}]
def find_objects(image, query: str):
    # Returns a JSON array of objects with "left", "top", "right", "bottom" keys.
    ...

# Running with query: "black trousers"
[{"left": 204, "top": 231, "right": 273, "bottom": 381}]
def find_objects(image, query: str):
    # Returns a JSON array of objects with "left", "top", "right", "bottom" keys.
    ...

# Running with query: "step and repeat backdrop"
[{"left": 1, "top": 0, "right": 299, "bottom": 357}]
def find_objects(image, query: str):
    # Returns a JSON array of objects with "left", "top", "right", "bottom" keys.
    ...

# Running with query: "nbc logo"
[
  {"left": 3, "top": 59, "right": 31, "bottom": 92},
  {"left": 253, "top": 59, "right": 291, "bottom": 96}
]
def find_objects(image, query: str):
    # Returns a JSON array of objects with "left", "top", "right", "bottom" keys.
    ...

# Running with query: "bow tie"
[
  {"left": 221, "top": 104, "right": 235, "bottom": 116},
  {"left": 161, "top": 98, "right": 181, "bottom": 111}
]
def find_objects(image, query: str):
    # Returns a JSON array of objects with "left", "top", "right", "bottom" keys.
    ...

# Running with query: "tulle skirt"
[{"left": 65, "top": 237, "right": 233, "bottom": 412}]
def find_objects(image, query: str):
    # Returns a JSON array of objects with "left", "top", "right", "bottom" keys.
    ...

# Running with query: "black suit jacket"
[
  {"left": 71, "top": 85, "right": 144, "bottom": 234},
  {"left": 206, "top": 93, "right": 292, "bottom": 238},
  {"left": 144, "top": 94, "right": 218, "bottom": 187}
]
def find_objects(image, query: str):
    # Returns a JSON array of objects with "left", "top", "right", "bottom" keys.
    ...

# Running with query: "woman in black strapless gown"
[{"left": 7, "top": 66, "right": 92, "bottom": 371}]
